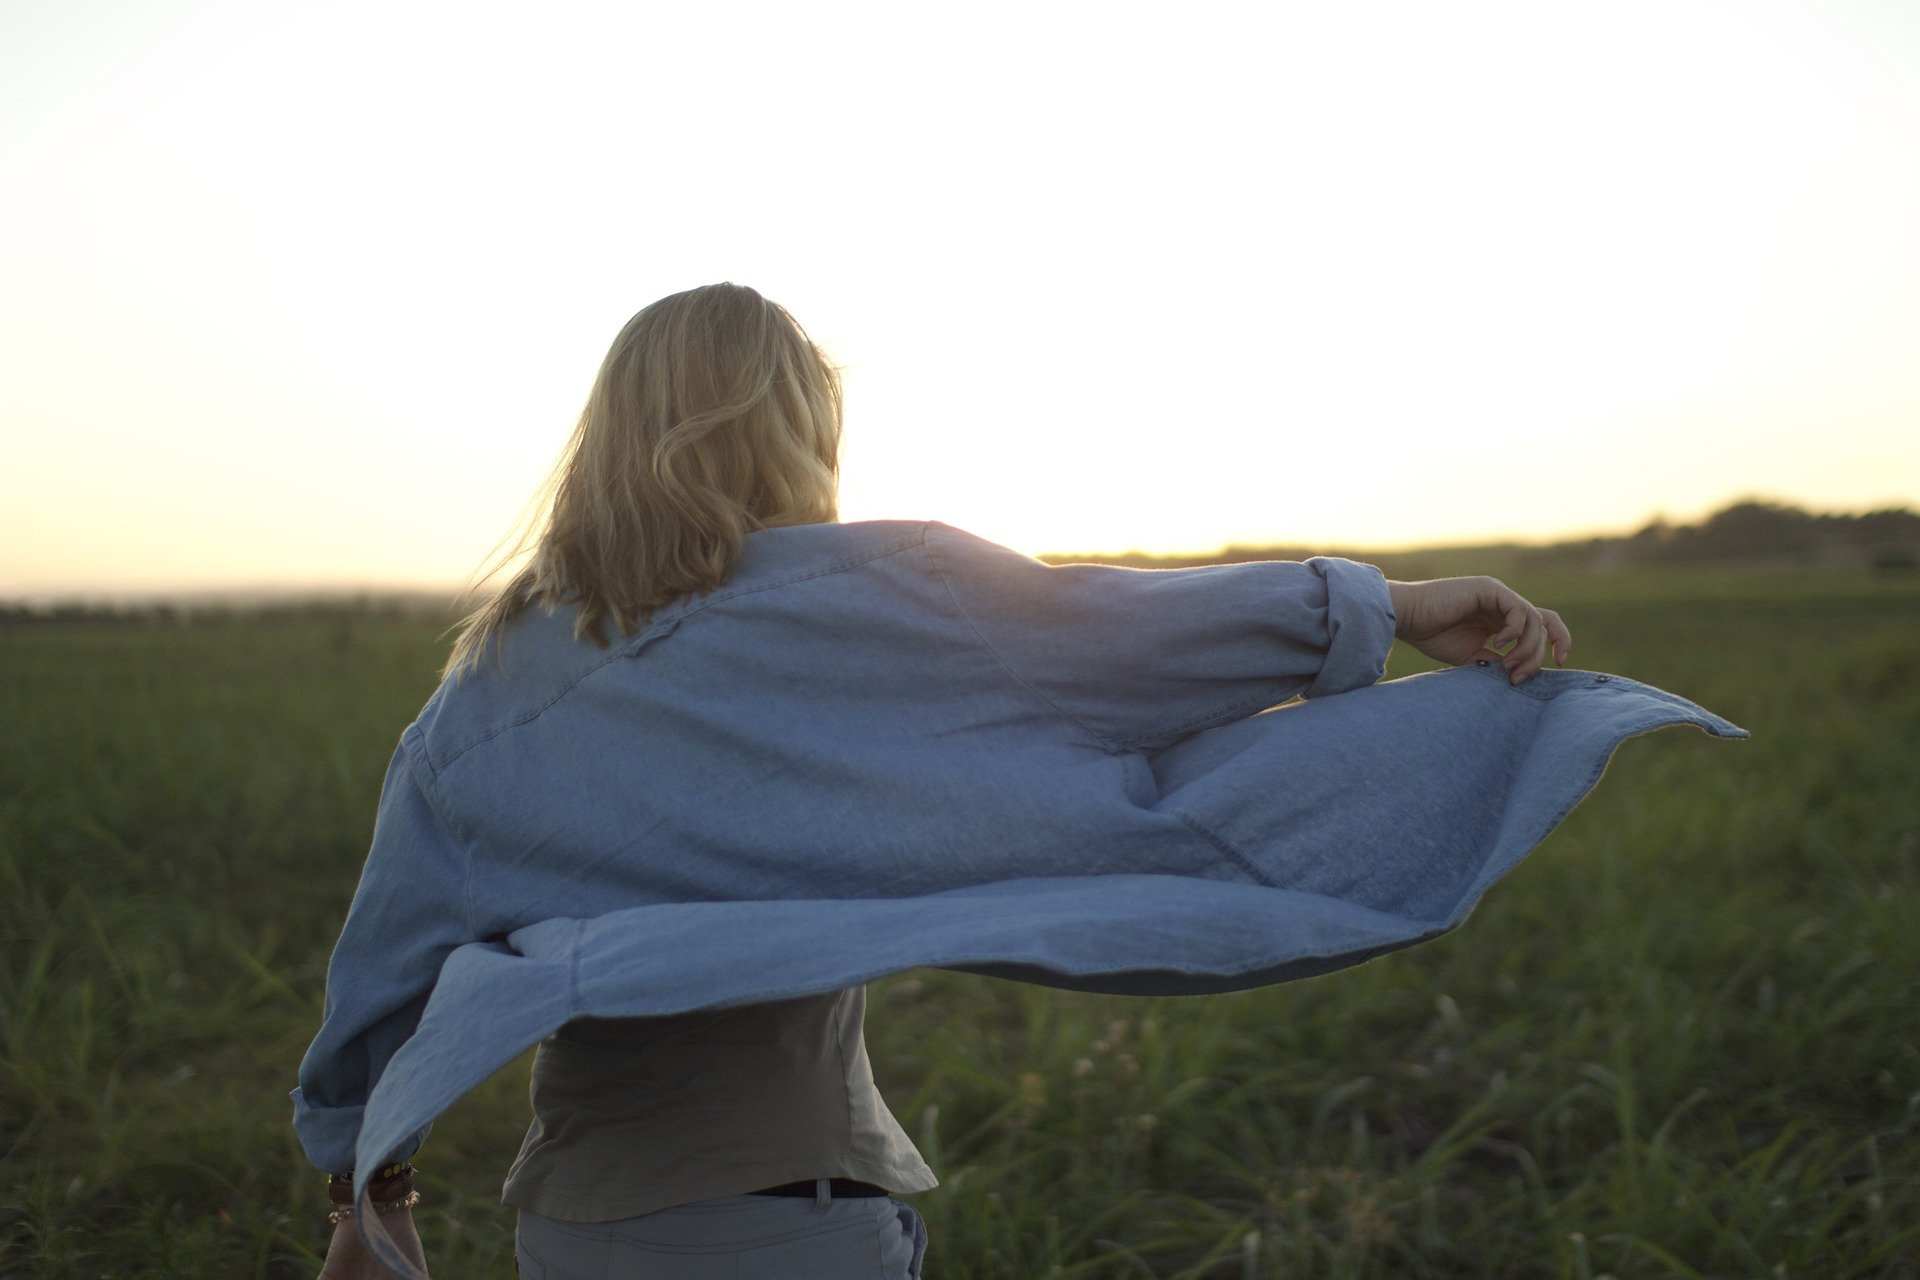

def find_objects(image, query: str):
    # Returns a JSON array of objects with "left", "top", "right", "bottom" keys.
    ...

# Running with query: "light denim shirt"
[{"left": 291, "top": 521, "right": 1744, "bottom": 1274}]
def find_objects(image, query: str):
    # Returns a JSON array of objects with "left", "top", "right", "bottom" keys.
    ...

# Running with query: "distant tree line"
[
  {"left": 5, "top": 500, "right": 1917, "bottom": 624},
  {"left": 1602, "top": 502, "right": 1920, "bottom": 569},
  {"left": 1043, "top": 500, "right": 1920, "bottom": 576},
  {"left": 0, "top": 593, "right": 461, "bottom": 626}
]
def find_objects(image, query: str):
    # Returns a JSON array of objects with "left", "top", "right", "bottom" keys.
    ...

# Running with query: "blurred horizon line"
[{"left": 6, "top": 496, "right": 1915, "bottom": 611}]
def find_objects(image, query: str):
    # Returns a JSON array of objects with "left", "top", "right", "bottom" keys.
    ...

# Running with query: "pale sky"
[{"left": 4, "top": 0, "right": 1918, "bottom": 596}]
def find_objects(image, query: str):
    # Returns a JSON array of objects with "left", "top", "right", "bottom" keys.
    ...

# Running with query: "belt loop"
[{"left": 813, "top": 1177, "right": 831, "bottom": 1213}]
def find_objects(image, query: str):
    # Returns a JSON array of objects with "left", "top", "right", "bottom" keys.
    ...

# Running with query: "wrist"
[
  {"left": 1385, "top": 581, "right": 1412, "bottom": 638},
  {"left": 326, "top": 1161, "right": 420, "bottom": 1225}
]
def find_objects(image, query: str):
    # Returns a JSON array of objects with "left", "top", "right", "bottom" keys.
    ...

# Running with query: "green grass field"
[{"left": 3, "top": 572, "right": 1917, "bottom": 1278}]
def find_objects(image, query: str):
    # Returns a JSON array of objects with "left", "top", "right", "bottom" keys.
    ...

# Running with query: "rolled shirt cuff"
[
  {"left": 291, "top": 1088, "right": 425, "bottom": 1175},
  {"left": 1300, "top": 557, "right": 1395, "bottom": 699}
]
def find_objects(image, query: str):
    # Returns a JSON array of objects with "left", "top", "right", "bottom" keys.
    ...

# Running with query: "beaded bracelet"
[
  {"left": 328, "top": 1189, "right": 421, "bottom": 1226},
  {"left": 326, "top": 1161, "right": 420, "bottom": 1224}
]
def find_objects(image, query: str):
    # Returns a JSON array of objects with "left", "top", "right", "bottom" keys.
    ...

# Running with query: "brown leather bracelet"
[{"left": 327, "top": 1162, "right": 415, "bottom": 1206}]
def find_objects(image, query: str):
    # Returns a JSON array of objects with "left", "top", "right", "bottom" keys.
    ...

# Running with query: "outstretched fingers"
[
  {"left": 1490, "top": 588, "right": 1530, "bottom": 651},
  {"left": 1543, "top": 608, "right": 1573, "bottom": 668},
  {"left": 1500, "top": 606, "right": 1574, "bottom": 683},
  {"left": 1503, "top": 609, "right": 1545, "bottom": 682}
]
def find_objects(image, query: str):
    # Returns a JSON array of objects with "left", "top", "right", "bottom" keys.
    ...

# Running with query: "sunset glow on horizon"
[{"left": 4, "top": 0, "right": 1918, "bottom": 598}]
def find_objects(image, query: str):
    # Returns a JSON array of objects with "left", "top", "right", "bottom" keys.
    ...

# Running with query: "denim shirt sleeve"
[
  {"left": 290, "top": 729, "right": 476, "bottom": 1174},
  {"left": 924, "top": 523, "right": 1396, "bottom": 752}
]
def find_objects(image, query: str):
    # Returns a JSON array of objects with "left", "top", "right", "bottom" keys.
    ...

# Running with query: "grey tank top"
[{"left": 500, "top": 987, "right": 937, "bottom": 1222}]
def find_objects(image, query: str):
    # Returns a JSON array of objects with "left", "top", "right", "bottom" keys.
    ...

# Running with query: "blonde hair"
[{"left": 446, "top": 284, "right": 842, "bottom": 678}]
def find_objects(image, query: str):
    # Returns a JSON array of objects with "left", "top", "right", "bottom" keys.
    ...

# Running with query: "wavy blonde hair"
[{"left": 446, "top": 284, "right": 842, "bottom": 678}]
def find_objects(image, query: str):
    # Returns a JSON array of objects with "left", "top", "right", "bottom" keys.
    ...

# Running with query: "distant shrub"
[
  {"left": 1038, "top": 499, "right": 1920, "bottom": 575},
  {"left": 1871, "top": 545, "right": 1919, "bottom": 572}
]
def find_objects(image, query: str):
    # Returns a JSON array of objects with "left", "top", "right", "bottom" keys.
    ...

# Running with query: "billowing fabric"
[{"left": 290, "top": 520, "right": 1745, "bottom": 1275}]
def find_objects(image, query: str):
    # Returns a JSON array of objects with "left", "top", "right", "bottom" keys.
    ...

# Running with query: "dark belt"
[{"left": 752, "top": 1178, "right": 890, "bottom": 1199}]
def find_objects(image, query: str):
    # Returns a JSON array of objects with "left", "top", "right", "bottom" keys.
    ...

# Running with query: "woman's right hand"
[
  {"left": 1385, "top": 576, "right": 1571, "bottom": 684},
  {"left": 316, "top": 1210, "right": 430, "bottom": 1280}
]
